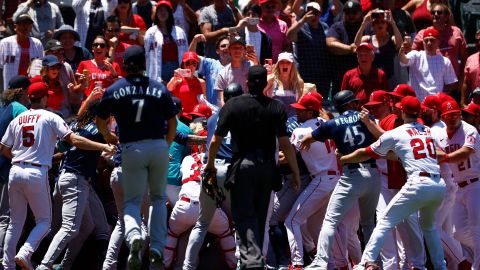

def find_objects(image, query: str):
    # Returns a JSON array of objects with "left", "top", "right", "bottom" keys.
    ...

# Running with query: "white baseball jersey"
[
  {"left": 368, "top": 121, "right": 440, "bottom": 176},
  {"left": 179, "top": 152, "right": 206, "bottom": 201},
  {"left": 430, "top": 121, "right": 453, "bottom": 179},
  {"left": 438, "top": 121, "right": 480, "bottom": 182},
  {"left": 290, "top": 118, "right": 338, "bottom": 176},
  {"left": 0, "top": 109, "right": 72, "bottom": 168},
  {"left": 0, "top": 35, "right": 43, "bottom": 90}
]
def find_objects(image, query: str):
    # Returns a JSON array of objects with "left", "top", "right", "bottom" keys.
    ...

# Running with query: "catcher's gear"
[{"left": 201, "top": 168, "right": 226, "bottom": 208}]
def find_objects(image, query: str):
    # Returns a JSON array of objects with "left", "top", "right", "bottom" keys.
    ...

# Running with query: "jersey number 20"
[
  {"left": 22, "top": 125, "right": 35, "bottom": 147},
  {"left": 411, "top": 138, "right": 436, "bottom": 159}
]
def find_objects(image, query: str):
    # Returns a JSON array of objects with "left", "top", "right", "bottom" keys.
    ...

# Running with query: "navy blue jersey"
[
  {"left": 312, "top": 110, "right": 375, "bottom": 156},
  {"left": 61, "top": 121, "right": 105, "bottom": 178},
  {"left": 97, "top": 75, "right": 179, "bottom": 143}
]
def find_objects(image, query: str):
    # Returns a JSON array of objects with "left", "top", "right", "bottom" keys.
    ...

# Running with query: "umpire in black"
[{"left": 204, "top": 66, "right": 300, "bottom": 270}]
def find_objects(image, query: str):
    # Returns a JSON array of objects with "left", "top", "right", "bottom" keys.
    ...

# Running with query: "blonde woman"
[{"left": 264, "top": 52, "right": 305, "bottom": 116}]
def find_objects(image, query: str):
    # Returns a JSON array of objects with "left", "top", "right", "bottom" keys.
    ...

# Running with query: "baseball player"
[
  {"left": 420, "top": 96, "right": 466, "bottom": 270},
  {"left": 437, "top": 100, "right": 480, "bottom": 270},
  {"left": 183, "top": 83, "right": 243, "bottom": 270},
  {"left": 164, "top": 150, "right": 236, "bottom": 269},
  {"left": 286, "top": 93, "right": 340, "bottom": 269},
  {"left": 0, "top": 82, "right": 115, "bottom": 270},
  {"left": 299, "top": 90, "right": 381, "bottom": 270},
  {"left": 338, "top": 96, "right": 447, "bottom": 270},
  {"left": 96, "top": 45, "right": 179, "bottom": 270}
]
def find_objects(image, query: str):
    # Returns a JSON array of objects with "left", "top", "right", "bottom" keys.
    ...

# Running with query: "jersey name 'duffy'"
[
  {"left": 112, "top": 85, "right": 164, "bottom": 100},
  {"left": 18, "top": 114, "right": 41, "bottom": 125}
]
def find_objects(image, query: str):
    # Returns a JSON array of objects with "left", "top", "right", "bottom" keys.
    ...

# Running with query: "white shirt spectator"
[{"left": 400, "top": 50, "right": 457, "bottom": 102}]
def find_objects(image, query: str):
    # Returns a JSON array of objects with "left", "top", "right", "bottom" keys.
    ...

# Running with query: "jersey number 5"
[
  {"left": 411, "top": 138, "right": 436, "bottom": 159},
  {"left": 22, "top": 125, "right": 35, "bottom": 147},
  {"left": 132, "top": 99, "right": 145, "bottom": 123}
]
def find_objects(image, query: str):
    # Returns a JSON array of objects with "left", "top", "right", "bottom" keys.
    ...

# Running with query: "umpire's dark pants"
[{"left": 231, "top": 157, "right": 275, "bottom": 270}]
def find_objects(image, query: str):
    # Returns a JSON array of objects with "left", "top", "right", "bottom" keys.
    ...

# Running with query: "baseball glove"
[{"left": 201, "top": 168, "right": 226, "bottom": 208}]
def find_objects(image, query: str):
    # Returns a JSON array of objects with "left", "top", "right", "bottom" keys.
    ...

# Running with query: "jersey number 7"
[{"left": 411, "top": 138, "right": 436, "bottom": 159}]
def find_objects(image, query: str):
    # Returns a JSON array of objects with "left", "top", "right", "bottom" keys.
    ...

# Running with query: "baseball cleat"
[
  {"left": 15, "top": 254, "right": 33, "bottom": 270},
  {"left": 128, "top": 237, "right": 143, "bottom": 270},
  {"left": 150, "top": 248, "right": 164, "bottom": 269}
]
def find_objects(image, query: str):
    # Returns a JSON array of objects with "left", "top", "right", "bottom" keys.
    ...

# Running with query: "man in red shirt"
[{"left": 341, "top": 42, "right": 388, "bottom": 106}]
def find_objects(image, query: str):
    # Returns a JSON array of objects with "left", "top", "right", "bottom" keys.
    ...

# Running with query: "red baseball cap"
[
  {"left": 440, "top": 100, "right": 461, "bottom": 116},
  {"left": 421, "top": 96, "right": 442, "bottom": 111},
  {"left": 462, "top": 103, "right": 480, "bottom": 117},
  {"left": 182, "top": 51, "right": 200, "bottom": 64},
  {"left": 423, "top": 27, "right": 440, "bottom": 40},
  {"left": 395, "top": 96, "right": 421, "bottom": 115},
  {"left": 436, "top": 92, "right": 456, "bottom": 103},
  {"left": 259, "top": 0, "right": 277, "bottom": 5},
  {"left": 190, "top": 104, "right": 212, "bottom": 118},
  {"left": 390, "top": 84, "right": 416, "bottom": 98},
  {"left": 30, "top": 75, "right": 43, "bottom": 84},
  {"left": 364, "top": 90, "right": 390, "bottom": 106},
  {"left": 28, "top": 82, "right": 49, "bottom": 99},
  {"left": 156, "top": 0, "right": 173, "bottom": 11},
  {"left": 305, "top": 91, "right": 323, "bottom": 104},
  {"left": 290, "top": 94, "right": 321, "bottom": 111},
  {"left": 357, "top": 42, "right": 374, "bottom": 52}
]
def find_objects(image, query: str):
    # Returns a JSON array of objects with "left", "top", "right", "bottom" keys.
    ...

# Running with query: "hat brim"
[
  {"left": 441, "top": 109, "right": 461, "bottom": 117},
  {"left": 53, "top": 30, "right": 80, "bottom": 41},
  {"left": 388, "top": 92, "right": 404, "bottom": 98},
  {"left": 461, "top": 109, "right": 476, "bottom": 116},
  {"left": 46, "top": 45, "right": 63, "bottom": 51},
  {"left": 189, "top": 112, "right": 207, "bottom": 118},
  {"left": 364, "top": 101, "right": 383, "bottom": 107},
  {"left": 290, "top": 103, "right": 307, "bottom": 110}
]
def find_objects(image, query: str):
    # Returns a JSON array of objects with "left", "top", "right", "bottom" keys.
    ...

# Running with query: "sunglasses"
[
  {"left": 185, "top": 61, "right": 198, "bottom": 66},
  {"left": 430, "top": 10, "right": 445, "bottom": 15},
  {"left": 219, "top": 44, "right": 229, "bottom": 48},
  {"left": 93, "top": 43, "right": 106, "bottom": 48},
  {"left": 107, "top": 28, "right": 121, "bottom": 33}
]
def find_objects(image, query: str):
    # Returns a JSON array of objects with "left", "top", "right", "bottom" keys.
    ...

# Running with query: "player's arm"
[
  {"left": 279, "top": 136, "right": 300, "bottom": 191},
  {"left": 64, "top": 133, "right": 117, "bottom": 154},
  {"left": 0, "top": 144, "right": 13, "bottom": 160},
  {"left": 360, "top": 108, "right": 385, "bottom": 139},
  {"left": 205, "top": 134, "right": 224, "bottom": 171},
  {"left": 338, "top": 147, "right": 371, "bottom": 165},
  {"left": 166, "top": 116, "right": 177, "bottom": 146},
  {"left": 437, "top": 146, "right": 474, "bottom": 163}
]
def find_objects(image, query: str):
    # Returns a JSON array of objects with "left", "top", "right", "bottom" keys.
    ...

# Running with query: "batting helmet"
[
  {"left": 333, "top": 90, "right": 358, "bottom": 109},
  {"left": 224, "top": 83, "right": 243, "bottom": 102}
]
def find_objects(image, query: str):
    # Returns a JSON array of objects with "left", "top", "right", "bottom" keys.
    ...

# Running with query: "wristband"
[{"left": 443, "top": 154, "right": 450, "bottom": 162}]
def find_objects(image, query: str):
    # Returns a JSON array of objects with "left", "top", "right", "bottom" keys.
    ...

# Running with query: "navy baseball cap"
[
  {"left": 229, "top": 36, "right": 246, "bottom": 47},
  {"left": 42, "top": 55, "right": 61, "bottom": 67},
  {"left": 124, "top": 45, "right": 146, "bottom": 66},
  {"left": 44, "top": 39, "right": 63, "bottom": 51},
  {"left": 344, "top": 0, "right": 361, "bottom": 11},
  {"left": 15, "top": 14, "right": 33, "bottom": 24},
  {"left": 247, "top": 66, "right": 267, "bottom": 85},
  {"left": 8, "top": 75, "right": 31, "bottom": 89},
  {"left": 172, "top": 97, "right": 183, "bottom": 111}
]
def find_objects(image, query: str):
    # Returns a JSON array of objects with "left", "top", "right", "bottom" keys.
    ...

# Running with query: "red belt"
[
  {"left": 458, "top": 178, "right": 479, "bottom": 188},
  {"left": 419, "top": 172, "right": 432, "bottom": 177},
  {"left": 13, "top": 161, "right": 43, "bottom": 168},
  {"left": 327, "top": 170, "right": 337, "bottom": 175}
]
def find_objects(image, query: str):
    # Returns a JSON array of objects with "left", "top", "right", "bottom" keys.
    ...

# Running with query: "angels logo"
[
  {"left": 467, "top": 135, "right": 476, "bottom": 145},
  {"left": 446, "top": 102, "right": 453, "bottom": 110}
]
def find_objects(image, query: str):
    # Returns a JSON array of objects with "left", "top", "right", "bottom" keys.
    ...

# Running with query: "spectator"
[
  {"left": 237, "top": 3, "right": 273, "bottom": 66},
  {"left": 412, "top": 4, "right": 467, "bottom": 86},
  {"left": 287, "top": 2, "right": 331, "bottom": 97},
  {"left": 170, "top": 0, "right": 199, "bottom": 41},
  {"left": 0, "top": 14, "right": 43, "bottom": 90},
  {"left": 53, "top": 24, "right": 92, "bottom": 73},
  {"left": 133, "top": 0, "right": 156, "bottom": 27},
  {"left": 402, "top": 0, "right": 448, "bottom": 31},
  {"left": 341, "top": 42, "right": 388, "bottom": 106},
  {"left": 39, "top": 55, "right": 69, "bottom": 115},
  {"left": 461, "top": 30, "right": 480, "bottom": 107},
  {"left": 77, "top": 36, "right": 121, "bottom": 98},
  {"left": 291, "top": 0, "right": 342, "bottom": 27},
  {"left": 214, "top": 36, "right": 259, "bottom": 106},
  {"left": 199, "top": 0, "right": 241, "bottom": 59},
  {"left": 188, "top": 34, "right": 226, "bottom": 106},
  {"left": 72, "top": 0, "right": 118, "bottom": 49},
  {"left": 12, "top": 0, "right": 64, "bottom": 45},
  {"left": 354, "top": 9, "right": 402, "bottom": 89},
  {"left": 114, "top": 0, "right": 147, "bottom": 46},
  {"left": 461, "top": 102, "right": 480, "bottom": 130},
  {"left": 145, "top": 0, "right": 189, "bottom": 83},
  {"left": 258, "top": 0, "right": 290, "bottom": 62},
  {"left": 166, "top": 51, "right": 207, "bottom": 113},
  {"left": 326, "top": 0, "right": 363, "bottom": 95},
  {"left": 264, "top": 52, "right": 304, "bottom": 117},
  {"left": 103, "top": 15, "right": 131, "bottom": 77},
  {"left": 399, "top": 27, "right": 457, "bottom": 101},
  {"left": 0, "top": 0, "right": 22, "bottom": 33}
]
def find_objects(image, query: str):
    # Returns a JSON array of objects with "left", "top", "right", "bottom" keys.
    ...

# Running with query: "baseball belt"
[{"left": 458, "top": 178, "right": 479, "bottom": 188}]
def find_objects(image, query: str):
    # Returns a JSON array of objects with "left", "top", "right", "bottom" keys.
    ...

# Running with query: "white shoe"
[
  {"left": 304, "top": 257, "right": 325, "bottom": 270},
  {"left": 15, "top": 253, "right": 33, "bottom": 270},
  {"left": 128, "top": 237, "right": 144, "bottom": 270}
]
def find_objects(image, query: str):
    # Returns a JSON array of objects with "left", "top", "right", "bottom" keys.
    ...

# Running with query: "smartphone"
[
  {"left": 371, "top": 11, "right": 385, "bottom": 20},
  {"left": 264, "top": 59, "right": 273, "bottom": 66},
  {"left": 178, "top": 69, "right": 192, "bottom": 78},
  {"left": 246, "top": 44, "right": 254, "bottom": 54},
  {"left": 247, "top": 17, "right": 259, "bottom": 26}
]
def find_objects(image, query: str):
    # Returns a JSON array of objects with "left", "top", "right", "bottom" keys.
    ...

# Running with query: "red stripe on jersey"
[{"left": 365, "top": 146, "right": 380, "bottom": 159}]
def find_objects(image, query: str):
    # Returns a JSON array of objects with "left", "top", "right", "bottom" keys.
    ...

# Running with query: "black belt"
[
  {"left": 13, "top": 161, "right": 43, "bottom": 168},
  {"left": 458, "top": 178, "right": 479, "bottom": 188},
  {"left": 346, "top": 163, "right": 377, "bottom": 169},
  {"left": 418, "top": 172, "right": 440, "bottom": 177}
]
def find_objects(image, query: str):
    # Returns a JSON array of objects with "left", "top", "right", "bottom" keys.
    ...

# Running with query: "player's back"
[
  {"left": 98, "top": 76, "right": 178, "bottom": 143},
  {"left": 3, "top": 109, "right": 71, "bottom": 168}
]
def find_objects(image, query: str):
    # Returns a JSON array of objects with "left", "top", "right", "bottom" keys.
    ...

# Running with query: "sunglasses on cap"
[{"left": 93, "top": 43, "right": 106, "bottom": 48}]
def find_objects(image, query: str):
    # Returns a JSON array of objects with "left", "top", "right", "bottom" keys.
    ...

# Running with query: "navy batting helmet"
[
  {"left": 333, "top": 90, "right": 358, "bottom": 109},
  {"left": 224, "top": 83, "right": 243, "bottom": 102}
]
